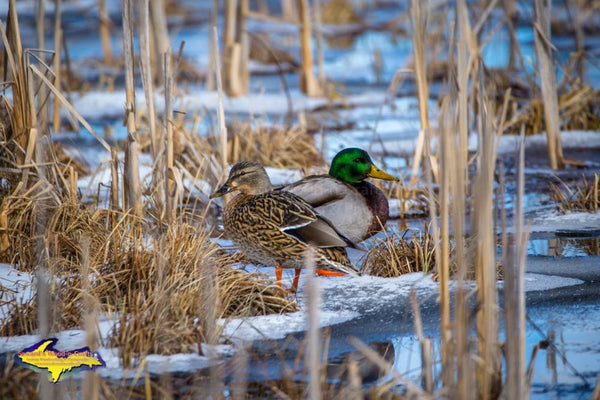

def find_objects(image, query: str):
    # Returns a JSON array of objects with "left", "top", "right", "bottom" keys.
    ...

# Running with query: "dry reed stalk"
[
  {"left": 456, "top": 0, "right": 471, "bottom": 189},
  {"left": 533, "top": 0, "right": 565, "bottom": 169},
  {"left": 447, "top": 53, "right": 471, "bottom": 400},
  {"left": 305, "top": 250, "right": 322, "bottom": 400},
  {"left": 22, "top": 62, "right": 40, "bottom": 191},
  {"left": 503, "top": 0, "right": 518, "bottom": 70},
  {"left": 81, "top": 236, "right": 101, "bottom": 399},
  {"left": 281, "top": 0, "right": 297, "bottom": 21},
  {"left": 409, "top": 0, "right": 430, "bottom": 186},
  {"left": 149, "top": 0, "right": 170, "bottom": 85},
  {"left": 347, "top": 361, "right": 362, "bottom": 400},
  {"left": 297, "top": 0, "right": 321, "bottom": 96},
  {"left": 138, "top": 0, "right": 169, "bottom": 224},
  {"left": 109, "top": 148, "right": 119, "bottom": 214},
  {"left": 473, "top": 61, "right": 501, "bottom": 400},
  {"left": 435, "top": 97, "right": 451, "bottom": 387},
  {"left": 138, "top": 0, "right": 159, "bottom": 161},
  {"left": 163, "top": 52, "right": 175, "bottom": 222},
  {"left": 98, "top": 0, "right": 113, "bottom": 64},
  {"left": 503, "top": 127, "right": 529, "bottom": 399},
  {"left": 36, "top": 0, "right": 49, "bottom": 134},
  {"left": 212, "top": 26, "right": 229, "bottom": 170},
  {"left": 592, "top": 372, "right": 600, "bottom": 400},
  {"left": 51, "top": 0, "right": 62, "bottom": 133},
  {"left": 29, "top": 65, "right": 110, "bottom": 152},
  {"left": 33, "top": 139, "right": 55, "bottom": 400},
  {"left": 223, "top": 0, "right": 236, "bottom": 88},
  {"left": 230, "top": 345, "right": 249, "bottom": 400},
  {"left": 122, "top": 0, "right": 142, "bottom": 218},
  {"left": 2, "top": 0, "right": 31, "bottom": 167},
  {"left": 240, "top": 0, "right": 250, "bottom": 90},
  {"left": 410, "top": 289, "right": 432, "bottom": 392},
  {"left": 206, "top": 0, "right": 219, "bottom": 91},
  {"left": 313, "top": 0, "right": 325, "bottom": 85},
  {"left": 222, "top": 0, "right": 248, "bottom": 96}
]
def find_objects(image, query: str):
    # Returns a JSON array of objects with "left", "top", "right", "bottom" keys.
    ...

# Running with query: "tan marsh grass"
[
  {"left": 360, "top": 228, "right": 436, "bottom": 277},
  {"left": 550, "top": 174, "right": 600, "bottom": 213}
]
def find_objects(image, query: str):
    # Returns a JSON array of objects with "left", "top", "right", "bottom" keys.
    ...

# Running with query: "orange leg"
[
  {"left": 315, "top": 269, "right": 346, "bottom": 277},
  {"left": 275, "top": 266, "right": 284, "bottom": 289},
  {"left": 275, "top": 267, "right": 302, "bottom": 293},
  {"left": 290, "top": 268, "right": 301, "bottom": 293}
]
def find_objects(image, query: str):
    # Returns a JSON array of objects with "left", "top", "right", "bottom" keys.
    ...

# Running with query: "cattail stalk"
[
  {"left": 122, "top": 0, "right": 142, "bottom": 218},
  {"left": 305, "top": 250, "right": 322, "bottom": 400},
  {"left": 213, "top": 26, "right": 228, "bottom": 169},
  {"left": 98, "top": 0, "right": 113, "bottom": 64},
  {"left": 503, "top": 126, "right": 529, "bottom": 399},
  {"left": 297, "top": 0, "right": 320, "bottom": 96},
  {"left": 474, "top": 60, "right": 501, "bottom": 400},
  {"left": 52, "top": 0, "right": 62, "bottom": 133},
  {"left": 409, "top": 0, "right": 430, "bottom": 186},
  {"left": 533, "top": 0, "right": 565, "bottom": 169}
]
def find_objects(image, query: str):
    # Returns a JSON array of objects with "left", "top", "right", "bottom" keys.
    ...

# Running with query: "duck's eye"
[
  {"left": 354, "top": 158, "right": 366, "bottom": 163},
  {"left": 232, "top": 171, "right": 248, "bottom": 180}
]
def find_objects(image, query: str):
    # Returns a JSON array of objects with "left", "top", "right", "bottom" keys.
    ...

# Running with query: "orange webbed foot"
[{"left": 315, "top": 269, "right": 347, "bottom": 277}]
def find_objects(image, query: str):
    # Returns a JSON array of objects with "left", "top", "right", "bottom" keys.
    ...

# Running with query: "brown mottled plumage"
[{"left": 211, "top": 161, "right": 359, "bottom": 276}]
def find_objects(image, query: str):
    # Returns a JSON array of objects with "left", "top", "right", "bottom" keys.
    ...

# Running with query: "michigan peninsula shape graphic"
[{"left": 15, "top": 338, "right": 105, "bottom": 383}]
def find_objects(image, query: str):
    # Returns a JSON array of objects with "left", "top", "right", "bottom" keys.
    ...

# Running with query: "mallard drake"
[
  {"left": 283, "top": 148, "right": 399, "bottom": 244},
  {"left": 211, "top": 161, "right": 359, "bottom": 292}
]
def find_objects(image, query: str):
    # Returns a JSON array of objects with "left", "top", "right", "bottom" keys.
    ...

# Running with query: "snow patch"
[
  {"left": 0, "top": 264, "right": 34, "bottom": 320},
  {"left": 521, "top": 210, "right": 600, "bottom": 234},
  {"left": 469, "top": 130, "right": 600, "bottom": 155}
]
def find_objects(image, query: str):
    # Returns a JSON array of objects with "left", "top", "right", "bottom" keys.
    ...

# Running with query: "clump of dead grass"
[
  {"left": 0, "top": 358, "right": 38, "bottom": 399},
  {"left": 0, "top": 186, "right": 297, "bottom": 356},
  {"left": 361, "top": 228, "right": 435, "bottom": 277},
  {"left": 219, "top": 267, "right": 298, "bottom": 317},
  {"left": 227, "top": 123, "right": 324, "bottom": 169},
  {"left": 103, "top": 222, "right": 297, "bottom": 365},
  {"left": 550, "top": 174, "right": 600, "bottom": 213},
  {"left": 175, "top": 120, "right": 324, "bottom": 182},
  {"left": 504, "top": 79, "right": 600, "bottom": 135},
  {"left": 0, "top": 189, "right": 108, "bottom": 273},
  {"left": 361, "top": 229, "right": 503, "bottom": 281}
]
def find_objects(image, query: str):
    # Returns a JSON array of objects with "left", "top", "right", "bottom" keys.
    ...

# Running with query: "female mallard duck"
[
  {"left": 211, "top": 161, "right": 359, "bottom": 292},
  {"left": 283, "top": 148, "right": 399, "bottom": 244}
]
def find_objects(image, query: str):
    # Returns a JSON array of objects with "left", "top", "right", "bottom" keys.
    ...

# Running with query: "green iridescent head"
[{"left": 328, "top": 148, "right": 398, "bottom": 184}]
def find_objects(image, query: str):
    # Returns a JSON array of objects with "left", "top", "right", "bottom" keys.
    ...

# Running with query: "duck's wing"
[
  {"left": 266, "top": 191, "right": 359, "bottom": 249},
  {"left": 282, "top": 175, "right": 349, "bottom": 208}
]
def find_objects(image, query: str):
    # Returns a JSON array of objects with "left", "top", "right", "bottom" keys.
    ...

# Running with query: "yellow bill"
[{"left": 368, "top": 164, "right": 399, "bottom": 181}]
